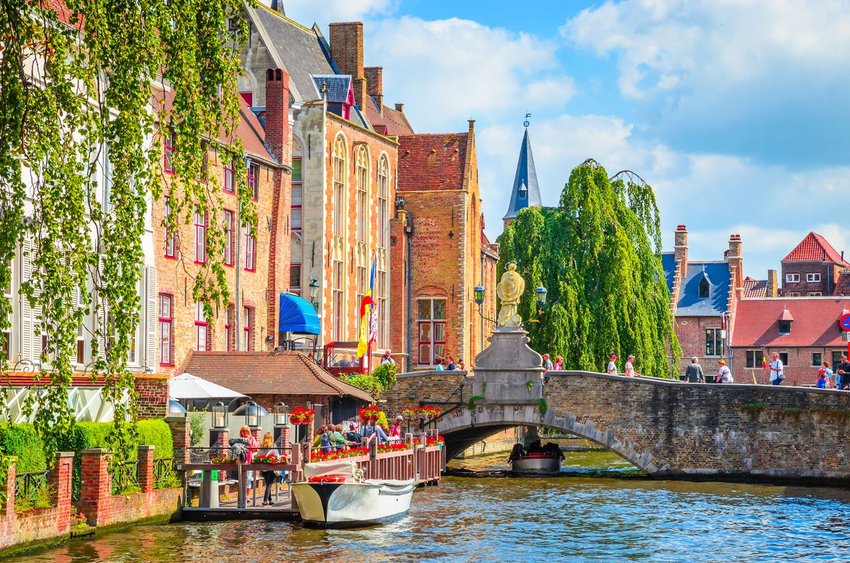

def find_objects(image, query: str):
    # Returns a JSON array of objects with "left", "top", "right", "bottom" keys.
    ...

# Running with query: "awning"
[
  {"left": 279, "top": 293, "right": 320, "bottom": 334},
  {"left": 168, "top": 373, "right": 247, "bottom": 401}
]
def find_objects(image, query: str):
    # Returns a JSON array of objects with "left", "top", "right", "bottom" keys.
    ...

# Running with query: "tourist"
[
  {"left": 816, "top": 368, "right": 827, "bottom": 389},
  {"left": 381, "top": 350, "right": 396, "bottom": 366},
  {"left": 435, "top": 358, "right": 445, "bottom": 371},
  {"left": 259, "top": 432, "right": 279, "bottom": 506},
  {"left": 542, "top": 353, "right": 554, "bottom": 371},
  {"left": 716, "top": 359, "right": 733, "bottom": 383},
  {"left": 345, "top": 423, "right": 362, "bottom": 444},
  {"left": 607, "top": 354, "right": 618, "bottom": 375},
  {"left": 837, "top": 356, "right": 850, "bottom": 390},
  {"left": 364, "top": 420, "right": 389, "bottom": 443},
  {"left": 821, "top": 360, "right": 834, "bottom": 388},
  {"left": 389, "top": 415, "right": 404, "bottom": 439},
  {"left": 312, "top": 425, "right": 333, "bottom": 453},
  {"left": 553, "top": 355, "right": 564, "bottom": 371},
  {"left": 239, "top": 425, "right": 259, "bottom": 492},
  {"left": 458, "top": 358, "right": 466, "bottom": 371},
  {"left": 768, "top": 352, "right": 784, "bottom": 386},
  {"left": 625, "top": 355, "right": 637, "bottom": 377},
  {"left": 330, "top": 424, "right": 350, "bottom": 450},
  {"left": 446, "top": 356, "right": 457, "bottom": 370},
  {"left": 685, "top": 357, "right": 705, "bottom": 383}
]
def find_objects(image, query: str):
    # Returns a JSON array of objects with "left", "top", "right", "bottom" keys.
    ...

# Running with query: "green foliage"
[
  {"left": 0, "top": 423, "right": 47, "bottom": 473},
  {"left": 14, "top": 483, "right": 54, "bottom": 513},
  {"left": 189, "top": 411, "right": 206, "bottom": 447},
  {"left": 466, "top": 395, "right": 484, "bottom": 410},
  {"left": 0, "top": 0, "right": 254, "bottom": 468},
  {"left": 741, "top": 401, "right": 766, "bottom": 411},
  {"left": 345, "top": 374, "right": 385, "bottom": 401},
  {"left": 497, "top": 160, "right": 681, "bottom": 377},
  {"left": 538, "top": 398, "right": 548, "bottom": 416},
  {"left": 136, "top": 420, "right": 173, "bottom": 459},
  {"left": 371, "top": 363, "right": 398, "bottom": 390}
]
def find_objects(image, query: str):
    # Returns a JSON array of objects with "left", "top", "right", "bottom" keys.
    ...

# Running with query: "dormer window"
[
  {"left": 518, "top": 181, "right": 527, "bottom": 200},
  {"left": 698, "top": 276, "right": 710, "bottom": 298},
  {"left": 778, "top": 307, "right": 794, "bottom": 334}
]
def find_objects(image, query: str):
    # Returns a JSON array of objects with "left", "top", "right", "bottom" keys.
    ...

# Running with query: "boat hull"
[
  {"left": 292, "top": 479, "right": 415, "bottom": 528},
  {"left": 510, "top": 455, "right": 561, "bottom": 476}
]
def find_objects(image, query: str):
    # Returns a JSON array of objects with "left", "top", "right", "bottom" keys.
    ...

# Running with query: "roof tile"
[
  {"left": 732, "top": 298, "right": 850, "bottom": 347},
  {"left": 782, "top": 232, "right": 849, "bottom": 265}
]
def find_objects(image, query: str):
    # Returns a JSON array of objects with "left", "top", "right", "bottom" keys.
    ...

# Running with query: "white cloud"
[{"left": 365, "top": 17, "right": 575, "bottom": 132}]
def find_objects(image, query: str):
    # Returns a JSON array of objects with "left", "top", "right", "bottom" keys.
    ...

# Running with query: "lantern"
[
  {"left": 212, "top": 401, "right": 228, "bottom": 429},
  {"left": 474, "top": 285, "right": 485, "bottom": 306},
  {"left": 274, "top": 402, "right": 289, "bottom": 427}
]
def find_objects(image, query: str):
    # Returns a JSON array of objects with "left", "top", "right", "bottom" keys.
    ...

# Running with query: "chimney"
[
  {"left": 395, "top": 103, "right": 404, "bottom": 113},
  {"left": 364, "top": 66, "right": 383, "bottom": 113},
  {"left": 329, "top": 22, "right": 367, "bottom": 109},
  {"left": 674, "top": 225, "right": 688, "bottom": 281},
  {"left": 264, "top": 68, "right": 290, "bottom": 162},
  {"left": 727, "top": 234, "right": 744, "bottom": 299},
  {"left": 767, "top": 269, "right": 778, "bottom": 298}
]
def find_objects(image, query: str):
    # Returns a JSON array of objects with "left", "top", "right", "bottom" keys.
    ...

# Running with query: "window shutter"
[
  {"left": 144, "top": 266, "right": 157, "bottom": 370},
  {"left": 69, "top": 287, "right": 80, "bottom": 366},
  {"left": 19, "top": 239, "right": 40, "bottom": 366}
]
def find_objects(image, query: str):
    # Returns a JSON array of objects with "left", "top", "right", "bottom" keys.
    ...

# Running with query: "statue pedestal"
[{"left": 472, "top": 328, "right": 544, "bottom": 404}]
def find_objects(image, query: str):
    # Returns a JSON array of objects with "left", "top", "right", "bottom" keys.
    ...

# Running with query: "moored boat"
[
  {"left": 292, "top": 461, "right": 415, "bottom": 528},
  {"left": 508, "top": 442, "right": 563, "bottom": 476}
]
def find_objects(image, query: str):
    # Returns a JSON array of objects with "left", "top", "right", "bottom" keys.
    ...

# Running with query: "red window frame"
[
  {"left": 223, "top": 161, "right": 235, "bottom": 193},
  {"left": 163, "top": 128, "right": 175, "bottom": 174},
  {"left": 247, "top": 161, "right": 259, "bottom": 201},
  {"left": 195, "top": 302, "right": 208, "bottom": 352},
  {"left": 290, "top": 263, "right": 302, "bottom": 294},
  {"left": 164, "top": 198, "right": 176, "bottom": 259},
  {"left": 194, "top": 210, "right": 207, "bottom": 264},
  {"left": 225, "top": 306, "right": 234, "bottom": 352},
  {"left": 417, "top": 299, "right": 446, "bottom": 366},
  {"left": 244, "top": 225, "right": 255, "bottom": 271},
  {"left": 291, "top": 157, "right": 302, "bottom": 232},
  {"left": 224, "top": 210, "right": 234, "bottom": 266},
  {"left": 242, "top": 306, "right": 252, "bottom": 351},
  {"left": 159, "top": 294, "right": 174, "bottom": 366}
]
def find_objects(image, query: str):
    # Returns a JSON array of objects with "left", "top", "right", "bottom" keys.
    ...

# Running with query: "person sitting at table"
[
  {"left": 389, "top": 415, "right": 404, "bottom": 440},
  {"left": 345, "top": 423, "right": 363, "bottom": 444},
  {"left": 330, "top": 424, "right": 350, "bottom": 450},
  {"left": 259, "top": 432, "right": 280, "bottom": 506},
  {"left": 363, "top": 421, "right": 389, "bottom": 443}
]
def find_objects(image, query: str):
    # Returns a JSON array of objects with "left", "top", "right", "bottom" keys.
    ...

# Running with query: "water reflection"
[{"left": 13, "top": 451, "right": 850, "bottom": 562}]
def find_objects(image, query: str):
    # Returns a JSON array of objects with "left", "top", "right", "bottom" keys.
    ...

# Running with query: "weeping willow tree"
[
  {"left": 0, "top": 0, "right": 254, "bottom": 464},
  {"left": 497, "top": 159, "right": 681, "bottom": 377}
]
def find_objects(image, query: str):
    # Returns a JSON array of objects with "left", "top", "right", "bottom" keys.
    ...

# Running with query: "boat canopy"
[{"left": 279, "top": 293, "right": 320, "bottom": 335}]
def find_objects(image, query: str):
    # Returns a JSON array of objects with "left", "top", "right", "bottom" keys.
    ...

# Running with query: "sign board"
[{"left": 840, "top": 314, "right": 850, "bottom": 332}]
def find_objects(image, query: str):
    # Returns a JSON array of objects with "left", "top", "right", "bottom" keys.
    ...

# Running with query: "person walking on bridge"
[
  {"left": 607, "top": 354, "right": 618, "bottom": 375},
  {"left": 685, "top": 357, "right": 705, "bottom": 383},
  {"left": 769, "top": 352, "right": 784, "bottom": 385},
  {"left": 624, "top": 355, "right": 637, "bottom": 377}
]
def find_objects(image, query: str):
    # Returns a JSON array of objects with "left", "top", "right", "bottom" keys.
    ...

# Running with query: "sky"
[{"left": 280, "top": 0, "right": 850, "bottom": 279}]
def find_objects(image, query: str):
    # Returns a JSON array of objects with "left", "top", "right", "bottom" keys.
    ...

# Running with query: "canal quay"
[{"left": 13, "top": 450, "right": 850, "bottom": 562}]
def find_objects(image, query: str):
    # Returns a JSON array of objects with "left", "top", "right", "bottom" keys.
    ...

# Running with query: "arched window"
[
  {"left": 376, "top": 155, "right": 390, "bottom": 348},
  {"left": 355, "top": 146, "right": 370, "bottom": 315},
  {"left": 332, "top": 136, "right": 347, "bottom": 238},
  {"left": 377, "top": 155, "right": 389, "bottom": 248},
  {"left": 332, "top": 135, "right": 347, "bottom": 340}
]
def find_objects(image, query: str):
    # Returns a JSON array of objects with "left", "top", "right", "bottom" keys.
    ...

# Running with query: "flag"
[{"left": 357, "top": 257, "right": 378, "bottom": 358}]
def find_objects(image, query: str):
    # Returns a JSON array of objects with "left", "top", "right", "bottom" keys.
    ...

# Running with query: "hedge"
[{"left": 0, "top": 423, "right": 47, "bottom": 473}]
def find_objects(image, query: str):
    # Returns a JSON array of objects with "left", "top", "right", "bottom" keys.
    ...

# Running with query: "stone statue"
[{"left": 496, "top": 262, "right": 525, "bottom": 327}]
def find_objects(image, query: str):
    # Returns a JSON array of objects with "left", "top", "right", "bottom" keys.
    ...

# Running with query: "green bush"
[
  {"left": 137, "top": 420, "right": 173, "bottom": 459},
  {"left": 345, "top": 374, "right": 384, "bottom": 400},
  {"left": 371, "top": 363, "right": 398, "bottom": 390},
  {"left": 0, "top": 423, "right": 47, "bottom": 473}
]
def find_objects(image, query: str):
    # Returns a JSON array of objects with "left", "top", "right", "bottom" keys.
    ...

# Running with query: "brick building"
[
  {"left": 779, "top": 231, "right": 849, "bottom": 296},
  {"left": 661, "top": 225, "right": 744, "bottom": 375},
  {"left": 392, "top": 121, "right": 499, "bottom": 371},
  {"left": 730, "top": 297, "right": 850, "bottom": 385},
  {"left": 152, "top": 77, "right": 291, "bottom": 374},
  {"left": 239, "top": 7, "right": 408, "bottom": 357}
]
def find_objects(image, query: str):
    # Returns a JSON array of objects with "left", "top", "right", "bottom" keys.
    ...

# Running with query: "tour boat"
[
  {"left": 291, "top": 461, "right": 415, "bottom": 528},
  {"left": 508, "top": 444, "right": 563, "bottom": 476}
]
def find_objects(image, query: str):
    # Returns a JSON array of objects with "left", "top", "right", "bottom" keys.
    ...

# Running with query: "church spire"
[{"left": 503, "top": 115, "right": 542, "bottom": 225}]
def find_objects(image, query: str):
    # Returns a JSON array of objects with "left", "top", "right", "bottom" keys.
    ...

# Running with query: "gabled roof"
[
  {"left": 782, "top": 231, "right": 849, "bottom": 265},
  {"left": 743, "top": 276, "right": 768, "bottom": 298},
  {"left": 671, "top": 262, "right": 730, "bottom": 317},
  {"left": 503, "top": 126, "right": 542, "bottom": 220},
  {"left": 310, "top": 74, "right": 353, "bottom": 104},
  {"left": 732, "top": 298, "right": 850, "bottom": 347},
  {"left": 363, "top": 99, "right": 414, "bottom": 136},
  {"left": 183, "top": 351, "right": 373, "bottom": 402},
  {"left": 835, "top": 271, "right": 850, "bottom": 296},
  {"left": 397, "top": 133, "right": 469, "bottom": 192}
]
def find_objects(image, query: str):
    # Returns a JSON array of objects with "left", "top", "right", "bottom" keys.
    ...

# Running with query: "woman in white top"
[
  {"left": 769, "top": 352, "right": 783, "bottom": 386},
  {"left": 717, "top": 359, "right": 733, "bottom": 383},
  {"left": 624, "top": 355, "right": 637, "bottom": 377}
]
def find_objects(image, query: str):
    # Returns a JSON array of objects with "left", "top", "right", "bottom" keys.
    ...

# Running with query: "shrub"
[
  {"left": 345, "top": 374, "right": 384, "bottom": 400},
  {"left": 371, "top": 363, "right": 398, "bottom": 390},
  {"left": 137, "top": 420, "right": 173, "bottom": 459},
  {"left": 0, "top": 423, "right": 47, "bottom": 473}
]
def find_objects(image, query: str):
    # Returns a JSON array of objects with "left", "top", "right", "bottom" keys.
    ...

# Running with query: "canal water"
[{"left": 14, "top": 451, "right": 850, "bottom": 562}]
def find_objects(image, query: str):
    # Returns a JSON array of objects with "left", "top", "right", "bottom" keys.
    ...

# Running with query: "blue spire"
[{"left": 503, "top": 121, "right": 542, "bottom": 221}]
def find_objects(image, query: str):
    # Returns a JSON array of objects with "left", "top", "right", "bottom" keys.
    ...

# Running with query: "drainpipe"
[
  {"left": 235, "top": 160, "right": 245, "bottom": 350},
  {"left": 406, "top": 212, "right": 413, "bottom": 372}
]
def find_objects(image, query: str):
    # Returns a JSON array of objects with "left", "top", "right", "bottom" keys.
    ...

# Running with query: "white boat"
[
  {"left": 292, "top": 461, "right": 415, "bottom": 528},
  {"left": 508, "top": 443, "right": 563, "bottom": 476}
]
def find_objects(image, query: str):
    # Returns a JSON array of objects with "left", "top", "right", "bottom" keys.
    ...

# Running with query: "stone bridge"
[{"left": 385, "top": 370, "right": 850, "bottom": 485}]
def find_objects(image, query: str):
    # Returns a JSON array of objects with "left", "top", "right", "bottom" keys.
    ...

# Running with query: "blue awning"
[{"left": 279, "top": 293, "right": 320, "bottom": 335}]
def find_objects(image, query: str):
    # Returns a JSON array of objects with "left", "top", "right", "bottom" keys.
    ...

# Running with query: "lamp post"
[
  {"left": 273, "top": 402, "right": 288, "bottom": 446},
  {"left": 309, "top": 278, "right": 319, "bottom": 306},
  {"left": 535, "top": 286, "right": 548, "bottom": 311},
  {"left": 209, "top": 401, "right": 229, "bottom": 451},
  {"left": 212, "top": 401, "right": 228, "bottom": 429}
]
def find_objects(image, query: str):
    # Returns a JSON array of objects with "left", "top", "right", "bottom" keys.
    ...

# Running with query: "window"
[
  {"left": 223, "top": 161, "right": 235, "bottom": 193},
  {"left": 159, "top": 294, "right": 173, "bottom": 365},
  {"left": 1, "top": 331, "right": 9, "bottom": 363},
  {"left": 355, "top": 146, "right": 369, "bottom": 242},
  {"left": 779, "top": 352, "right": 789, "bottom": 367},
  {"left": 163, "top": 128, "right": 175, "bottom": 174},
  {"left": 376, "top": 269, "right": 387, "bottom": 348},
  {"left": 785, "top": 273, "right": 800, "bottom": 283},
  {"left": 698, "top": 277, "right": 710, "bottom": 298},
  {"left": 194, "top": 209, "right": 207, "bottom": 263},
  {"left": 812, "top": 353, "right": 822, "bottom": 367},
  {"left": 705, "top": 328, "right": 723, "bottom": 357},
  {"left": 223, "top": 210, "right": 234, "bottom": 266},
  {"left": 332, "top": 136, "right": 347, "bottom": 237},
  {"left": 225, "top": 305, "right": 234, "bottom": 352},
  {"left": 745, "top": 350, "right": 765, "bottom": 368},
  {"left": 247, "top": 161, "right": 259, "bottom": 200},
  {"left": 164, "top": 198, "right": 176, "bottom": 258},
  {"left": 417, "top": 298, "right": 446, "bottom": 366},
  {"left": 290, "top": 263, "right": 302, "bottom": 294},
  {"left": 785, "top": 292, "right": 800, "bottom": 297},
  {"left": 808, "top": 292, "right": 822, "bottom": 296},
  {"left": 244, "top": 224, "right": 255, "bottom": 271},
  {"left": 242, "top": 306, "right": 253, "bottom": 351},
  {"left": 195, "top": 302, "right": 208, "bottom": 352},
  {"left": 332, "top": 259, "right": 343, "bottom": 340},
  {"left": 833, "top": 351, "right": 844, "bottom": 370},
  {"left": 806, "top": 273, "right": 821, "bottom": 283},
  {"left": 778, "top": 320, "right": 791, "bottom": 334},
  {"left": 291, "top": 157, "right": 302, "bottom": 232},
  {"left": 377, "top": 156, "right": 389, "bottom": 248}
]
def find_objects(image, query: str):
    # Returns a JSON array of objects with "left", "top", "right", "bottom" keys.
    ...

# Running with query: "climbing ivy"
[
  {"left": 0, "top": 0, "right": 255, "bottom": 468},
  {"left": 497, "top": 159, "right": 681, "bottom": 377}
]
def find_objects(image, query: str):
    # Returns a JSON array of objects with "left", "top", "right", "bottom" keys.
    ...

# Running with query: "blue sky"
[{"left": 281, "top": 0, "right": 850, "bottom": 278}]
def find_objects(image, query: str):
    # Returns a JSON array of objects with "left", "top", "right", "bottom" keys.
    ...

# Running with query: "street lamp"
[
  {"left": 309, "top": 277, "right": 319, "bottom": 305},
  {"left": 474, "top": 285, "right": 485, "bottom": 305},
  {"left": 535, "top": 286, "right": 548, "bottom": 309},
  {"left": 212, "top": 401, "right": 228, "bottom": 429},
  {"left": 234, "top": 400, "right": 266, "bottom": 429},
  {"left": 274, "top": 402, "right": 289, "bottom": 427}
]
